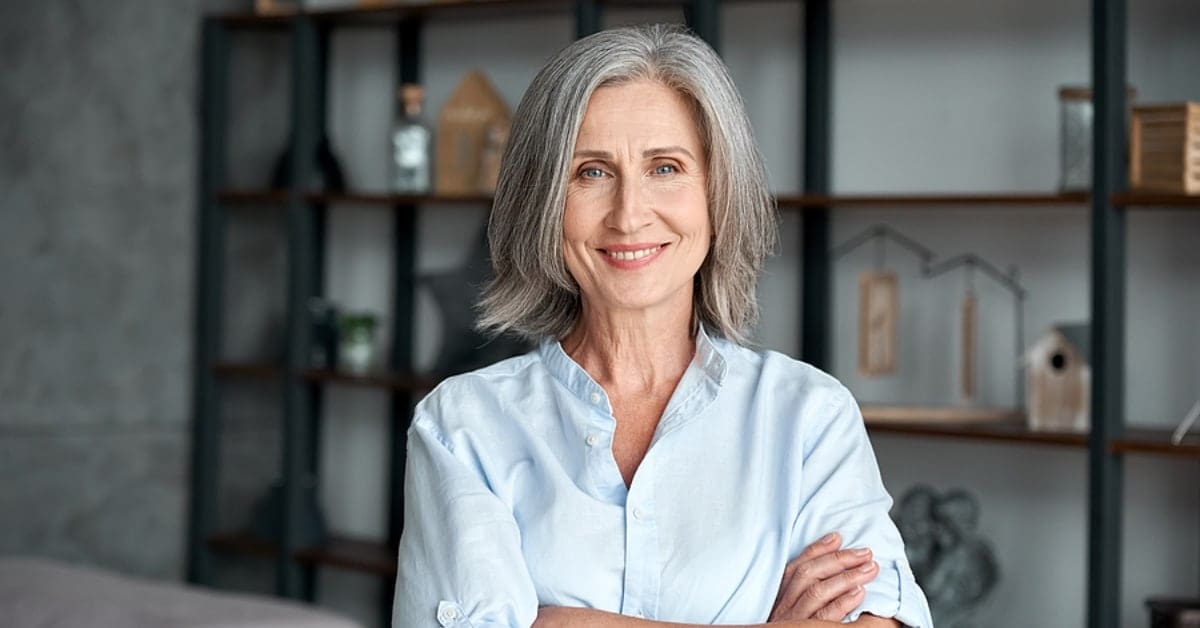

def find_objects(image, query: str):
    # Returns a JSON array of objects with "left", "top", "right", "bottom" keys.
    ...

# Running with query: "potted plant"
[{"left": 337, "top": 312, "right": 379, "bottom": 374}]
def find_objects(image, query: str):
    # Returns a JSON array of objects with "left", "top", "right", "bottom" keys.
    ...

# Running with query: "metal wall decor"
[{"left": 832, "top": 225, "right": 1026, "bottom": 406}]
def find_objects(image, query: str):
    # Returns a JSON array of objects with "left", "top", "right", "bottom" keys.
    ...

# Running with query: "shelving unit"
[{"left": 189, "top": 1, "right": 1198, "bottom": 627}]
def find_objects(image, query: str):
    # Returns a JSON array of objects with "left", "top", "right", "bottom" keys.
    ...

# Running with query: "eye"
[
  {"left": 579, "top": 167, "right": 606, "bottom": 180},
  {"left": 653, "top": 163, "right": 678, "bottom": 175}
]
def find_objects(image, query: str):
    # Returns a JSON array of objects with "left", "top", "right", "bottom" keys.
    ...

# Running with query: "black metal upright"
[
  {"left": 1088, "top": 0, "right": 1127, "bottom": 625},
  {"left": 279, "top": 14, "right": 322, "bottom": 600},
  {"left": 188, "top": 17, "right": 230, "bottom": 588},
  {"left": 384, "top": 14, "right": 423, "bottom": 627},
  {"left": 684, "top": 0, "right": 720, "bottom": 54},
  {"left": 575, "top": 0, "right": 601, "bottom": 39},
  {"left": 801, "top": 0, "right": 832, "bottom": 369}
]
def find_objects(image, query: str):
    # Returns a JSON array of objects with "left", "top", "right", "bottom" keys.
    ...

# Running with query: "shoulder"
[
  {"left": 411, "top": 348, "right": 547, "bottom": 439},
  {"left": 716, "top": 337, "right": 854, "bottom": 411}
]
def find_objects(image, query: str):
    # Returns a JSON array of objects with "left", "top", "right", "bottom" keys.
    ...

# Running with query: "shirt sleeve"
[
  {"left": 790, "top": 387, "right": 934, "bottom": 628},
  {"left": 391, "top": 409, "right": 539, "bottom": 628}
]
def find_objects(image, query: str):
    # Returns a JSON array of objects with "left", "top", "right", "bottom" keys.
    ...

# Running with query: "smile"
[
  {"left": 597, "top": 243, "right": 669, "bottom": 268},
  {"left": 603, "top": 246, "right": 660, "bottom": 261}
]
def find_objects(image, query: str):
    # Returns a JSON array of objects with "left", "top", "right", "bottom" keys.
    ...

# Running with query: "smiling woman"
[{"left": 392, "top": 24, "right": 932, "bottom": 628}]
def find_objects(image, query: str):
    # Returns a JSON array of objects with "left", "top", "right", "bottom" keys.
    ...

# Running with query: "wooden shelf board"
[
  {"left": 776, "top": 192, "right": 1088, "bottom": 208},
  {"left": 207, "top": 531, "right": 278, "bottom": 557},
  {"left": 861, "top": 406, "right": 1086, "bottom": 447},
  {"left": 308, "top": 0, "right": 570, "bottom": 25},
  {"left": 307, "top": 191, "right": 493, "bottom": 206},
  {"left": 208, "top": 532, "right": 397, "bottom": 576},
  {"left": 1110, "top": 429, "right": 1200, "bottom": 458},
  {"left": 293, "top": 537, "right": 397, "bottom": 576},
  {"left": 216, "top": 189, "right": 290, "bottom": 206},
  {"left": 211, "top": 361, "right": 284, "bottom": 379},
  {"left": 1112, "top": 192, "right": 1200, "bottom": 208},
  {"left": 213, "top": 13, "right": 294, "bottom": 28},
  {"left": 302, "top": 368, "right": 441, "bottom": 391}
]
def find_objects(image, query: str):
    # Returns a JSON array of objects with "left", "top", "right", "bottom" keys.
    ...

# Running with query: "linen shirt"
[{"left": 392, "top": 325, "right": 933, "bottom": 627}]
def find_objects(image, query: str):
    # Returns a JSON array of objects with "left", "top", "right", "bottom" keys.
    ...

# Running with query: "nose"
[{"left": 603, "top": 177, "right": 654, "bottom": 234}]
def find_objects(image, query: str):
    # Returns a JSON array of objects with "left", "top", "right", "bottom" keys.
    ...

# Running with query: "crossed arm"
[
  {"left": 532, "top": 530, "right": 899, "bottom": 628},
  {"left": 395, "top": 390, "right": 928, "bottom": 628}
]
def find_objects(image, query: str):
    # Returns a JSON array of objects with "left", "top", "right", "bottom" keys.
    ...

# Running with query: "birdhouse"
[
  {"left": 435, "top": 70, "right": 511, "bottom": 196},
  {"left": 1025, "top": 324, "right": 1090, "bottom": 432}
]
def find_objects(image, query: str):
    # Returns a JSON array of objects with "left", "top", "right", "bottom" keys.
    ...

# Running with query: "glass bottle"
[{"left": 390, "top": 84, "right": 432, "bottom": 194}]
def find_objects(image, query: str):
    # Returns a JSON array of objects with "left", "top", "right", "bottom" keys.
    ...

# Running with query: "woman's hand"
[{"left": 768, "top": 532, "right": 880, "bottom": 623}]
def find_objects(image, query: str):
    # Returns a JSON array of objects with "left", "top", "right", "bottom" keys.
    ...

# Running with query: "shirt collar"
[{"left": 537, "top": 321, "right": 728, "bottom": 407}]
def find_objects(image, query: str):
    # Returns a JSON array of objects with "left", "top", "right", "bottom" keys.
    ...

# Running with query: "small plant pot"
[{"left": 337, "top": 312, "right": 378, "bottom": 374}]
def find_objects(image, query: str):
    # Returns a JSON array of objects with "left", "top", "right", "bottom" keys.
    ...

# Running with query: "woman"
[{"left": 393, "top": 24, "right": 932, "bottom": 628}]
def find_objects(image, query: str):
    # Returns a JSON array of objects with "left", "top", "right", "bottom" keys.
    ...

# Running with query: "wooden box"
[{"left": 1130, "top": 102, "right": 1200, "bottom": 195}]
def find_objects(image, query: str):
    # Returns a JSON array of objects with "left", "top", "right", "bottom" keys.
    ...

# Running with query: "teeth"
[{"left": 604, "top": 246, "right": 659, "bottom": 261}]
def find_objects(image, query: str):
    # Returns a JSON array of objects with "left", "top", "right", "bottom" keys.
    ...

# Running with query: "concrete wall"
[{"left": 1, "top": 1, "right": 1197, "bottom": 628}]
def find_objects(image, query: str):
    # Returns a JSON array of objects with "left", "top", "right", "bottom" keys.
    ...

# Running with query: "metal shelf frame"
[{"left": 189, "top": 0, "right": 1192, "bottom": 625}]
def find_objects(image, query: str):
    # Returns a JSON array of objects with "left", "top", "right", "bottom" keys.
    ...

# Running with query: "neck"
[{"left": 561, "top": 300, "right": 697, "bottom": 393}]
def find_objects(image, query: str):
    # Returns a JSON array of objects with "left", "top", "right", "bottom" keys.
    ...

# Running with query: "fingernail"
[
  {"left": 820, "top": 532, "right": 838, "bottom": 544},
  {"left": 852, "top": 548, "right": 871, "bottom": 558},
  {"left": 858, "top": 561, "right": 877, "bottom": 573}
]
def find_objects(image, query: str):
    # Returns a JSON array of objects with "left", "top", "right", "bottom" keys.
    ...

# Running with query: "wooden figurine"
[
  {"left": 435, "top": 70, "right": 511, "bottom": 196},
  {"left": 858, "top": 271, "right": 898, "bottom": 376},
  {"left": 1025, "top": 324, "right": 1090, "bottom": 432}
]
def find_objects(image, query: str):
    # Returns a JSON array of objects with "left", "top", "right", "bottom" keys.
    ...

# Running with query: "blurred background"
[{"left": 1, "top": 1, "right": 1198, "bottom": 627}]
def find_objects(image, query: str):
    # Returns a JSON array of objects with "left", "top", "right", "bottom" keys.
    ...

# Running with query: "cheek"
[{"left": 561, "top": 199, "right": 590, "bottom": 245}]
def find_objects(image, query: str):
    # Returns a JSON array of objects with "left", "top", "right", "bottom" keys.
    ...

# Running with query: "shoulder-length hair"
[{"left": 476, "top": 23, "right": 778, "bottom": 346}]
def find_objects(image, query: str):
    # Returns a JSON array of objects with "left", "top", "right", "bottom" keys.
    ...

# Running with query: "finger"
[
  {"left": 775, "top": 534, "right": 842, "bottom": 609},
  {"left": 796, "top": 561, "right": 879, "bottom": 619},
  {"left": 812, "top": 585, "right": 867, "bottom": 622},
  {"left": 795, "top": 532, "right": 842, "bottom": 563},
  {"left": 782, "top": 557, "right": 878, "bottom": 619},
  {"left": 782, "top": 546, "right": 873, "bottom": 600}
]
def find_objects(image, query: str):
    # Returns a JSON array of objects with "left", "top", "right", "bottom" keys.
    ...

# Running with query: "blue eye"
[
  {"left": 654, "top": 164, "right": 678, "bottom": 175},
  {"left": 580, "top": 167, "right": 604, "bottom": 179}
]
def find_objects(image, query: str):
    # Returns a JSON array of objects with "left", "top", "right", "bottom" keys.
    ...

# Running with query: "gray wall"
[
  {"left": 2, "top": 1, "right": 1198, "bottom": 628},
  {"left": 0, "top": 0, "right": 274, "bottom": 584}
]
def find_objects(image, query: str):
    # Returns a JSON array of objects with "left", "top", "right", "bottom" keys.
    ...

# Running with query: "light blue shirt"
[{"left": 393, "top": 325, "right": 933, "bottom": 627}]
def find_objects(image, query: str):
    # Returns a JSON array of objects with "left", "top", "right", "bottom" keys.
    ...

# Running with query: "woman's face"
[{"left": 562, "top": 79, "right": 711, "bottom": 320}]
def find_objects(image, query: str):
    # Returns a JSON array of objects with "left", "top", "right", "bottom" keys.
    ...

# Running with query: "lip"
[{"left": 596, "top": 242, "right": 669, "bottom": 270}]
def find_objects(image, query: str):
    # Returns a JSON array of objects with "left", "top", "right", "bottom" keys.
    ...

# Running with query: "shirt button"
[
  {"left": 438, "top": 607, "right": 459, "bottom": 622},
  {"left": 632, "top": 507, "right": 645, "bottom": 521},
  {"left": 585, "top": 434, "right": 600, "bottom": 447},
  {"left": 590, "top": 392, "right": 602, "bottom": 404}
]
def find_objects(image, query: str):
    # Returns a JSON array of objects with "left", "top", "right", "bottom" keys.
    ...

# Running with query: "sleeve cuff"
[{"left": 845, "top": 559, "right": 934, "bottom": 628}]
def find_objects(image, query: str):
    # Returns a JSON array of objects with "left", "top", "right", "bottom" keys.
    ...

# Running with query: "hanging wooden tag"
[
  {"left": 858, "top": 271, "right": 897, "bottom": 376},
  {"left": 961, "top": 293, "right": 976, "bottom": 400}
]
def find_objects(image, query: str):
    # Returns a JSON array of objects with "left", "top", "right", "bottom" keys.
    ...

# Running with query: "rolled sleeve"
[
  {"left": 392, "top": 409, "right": 539, "bottom": 628},
  {"left": 847, "top": 559, "right": 932, "bottom": 627},
  {"left": 790, "top": 387, "right": 934, "bottom": 628}
]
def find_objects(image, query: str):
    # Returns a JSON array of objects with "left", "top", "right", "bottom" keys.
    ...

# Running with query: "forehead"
[{"left": 575, "top": 80, "right": 703, "bottom": 147}]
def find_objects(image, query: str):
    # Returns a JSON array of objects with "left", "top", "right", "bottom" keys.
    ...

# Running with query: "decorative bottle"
[{"left": 390, "top": 84, "right": 432, "bottom": 194}]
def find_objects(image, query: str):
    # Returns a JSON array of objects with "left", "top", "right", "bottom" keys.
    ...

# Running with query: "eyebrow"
[{"left": 573, "top": 146, "right": 697, "bottom": 161}]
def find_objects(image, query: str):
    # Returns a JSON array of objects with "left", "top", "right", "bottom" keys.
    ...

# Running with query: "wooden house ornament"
[
  {"left": 436, "top": 70, "right": 511, "bottom": 196},
  {"left": 1025, "top": 323, "right": 1090, "bottom": 432}
]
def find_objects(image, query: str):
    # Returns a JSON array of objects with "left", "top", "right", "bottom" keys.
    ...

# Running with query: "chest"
[
  {"left": 515, "top": 412, "right": 797, "bottom": 624},
  {"left": 609, "top": 392, "right": 671, "bottom": 487}
]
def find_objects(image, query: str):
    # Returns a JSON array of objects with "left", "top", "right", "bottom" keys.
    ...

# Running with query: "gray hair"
[{"left": 476, "top": 23, "right": 778, "bottom": 345}]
